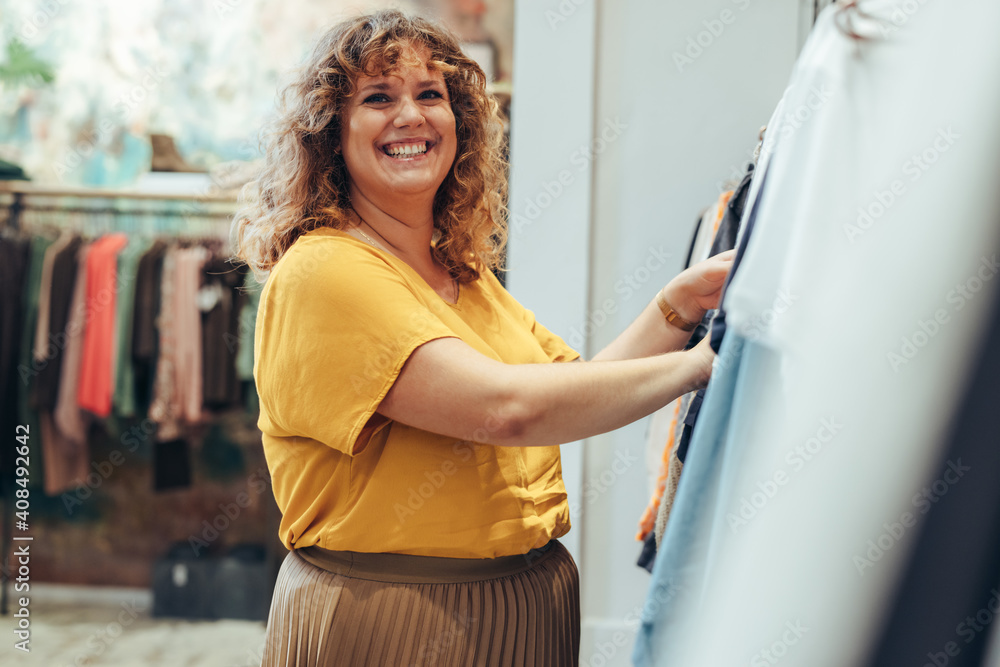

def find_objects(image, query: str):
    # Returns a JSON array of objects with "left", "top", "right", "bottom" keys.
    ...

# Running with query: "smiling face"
[{"left": 340, "top": 46, "right": 458, "bottom": 209}]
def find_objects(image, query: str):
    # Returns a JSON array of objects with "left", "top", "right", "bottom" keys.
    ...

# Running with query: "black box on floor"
[
  {"left": 151, "top": 543, "right": 216, "bottom": 619},
  {"left": 152, "top": 543, "right": 272, "bottom": 621}
]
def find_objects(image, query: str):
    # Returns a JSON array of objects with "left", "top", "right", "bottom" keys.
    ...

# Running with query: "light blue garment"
[{"left": 633, "top": 333, "right": 747, "bottom": 666}]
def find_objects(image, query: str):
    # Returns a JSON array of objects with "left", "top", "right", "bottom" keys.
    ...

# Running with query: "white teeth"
[{"left": 386, "top": 142, "right": 428, "bottom": 157}]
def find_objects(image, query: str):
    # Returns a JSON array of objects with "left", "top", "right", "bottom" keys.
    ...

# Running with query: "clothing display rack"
[
  {"left": 0, "top": 181, "right": 237, "bottom": 237},
  {"left": 0, "top": 183, "right": 277, "bottom": 619}
]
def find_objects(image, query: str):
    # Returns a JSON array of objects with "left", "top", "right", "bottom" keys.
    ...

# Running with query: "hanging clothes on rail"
[
  {"left": 201, "top": 246, "right": 245, "bottom": 410},
  {"left": 1, "top": 192, "right": 251, "bottom": 499},
  {"left": 78, "top": 232, "right": 129, "bottom": 417},
  {"left": 112, "top": 236, "right": 153, "bottom": 418},
  {"left": 637, "top": 166, "right": 755, "bottom": 572},
  {"left": 0, "top": 233, "right": 31, "bottom": 489},
  {"left": 635, "top": 1, "right": 1000, "bottom": 665},
  {"left": 47, "top": 240, "right": 95, "bottom": 493},
  {"left": 131, "top": 238, "right": 167, "bottom": 416},
  {"left": 32, "top": 234, "right": 83, "bottom": 412}
]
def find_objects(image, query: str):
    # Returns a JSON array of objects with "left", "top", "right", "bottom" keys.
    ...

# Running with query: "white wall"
[
  {"left": 509, "top": 0, "right": 806, "bottom": 665},
  {"left": 507, "top": 0, "right": 597, "bottom": 564}
]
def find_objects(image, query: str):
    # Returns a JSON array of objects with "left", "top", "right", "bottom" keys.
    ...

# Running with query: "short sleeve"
[
  {"left": 254, "top": 237, "right": 456, "bottom": 456},
  {"left": 528, "top": 317, "right": 581, "bottom": 363},
  {"left": 478, "top": 268, "right": 581, "bottom": 363}
]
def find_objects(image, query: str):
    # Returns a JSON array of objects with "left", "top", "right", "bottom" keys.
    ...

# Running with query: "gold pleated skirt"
[{"left": 261, "top": 540, "right": 580, "bottom": 666}]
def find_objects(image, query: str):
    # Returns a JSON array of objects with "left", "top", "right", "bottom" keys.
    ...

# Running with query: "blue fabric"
[
  {"left": 632, "top": 332, "right": 747, "bottom": 666},
  {"left": 633, "top": 164, "right": 772, "bottom": 666}
]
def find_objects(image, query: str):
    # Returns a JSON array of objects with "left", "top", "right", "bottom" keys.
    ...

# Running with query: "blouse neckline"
[{"left": 305, "top": 226, "right": 463, "bottom": 309}]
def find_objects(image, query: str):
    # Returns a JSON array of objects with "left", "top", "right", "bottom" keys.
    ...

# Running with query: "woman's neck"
[{"left": 347, "top": 186, "right": 447, "bottom": 281}]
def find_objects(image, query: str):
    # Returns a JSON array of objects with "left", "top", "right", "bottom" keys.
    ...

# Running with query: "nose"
[{"left": 393, "top": 95, "right": 425, "bottom": 128}]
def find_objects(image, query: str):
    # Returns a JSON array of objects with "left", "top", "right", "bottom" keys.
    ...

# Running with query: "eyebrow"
[{"left": 356, "top": 78, "right": 443, "bottom": 95}]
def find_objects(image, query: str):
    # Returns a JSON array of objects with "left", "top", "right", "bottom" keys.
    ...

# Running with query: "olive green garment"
[{"left": 112, "top": 237, "right": 153, "bottom": 418}]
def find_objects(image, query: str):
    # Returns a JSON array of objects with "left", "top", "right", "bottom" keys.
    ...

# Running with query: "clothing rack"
[
  {"left": 0, "top": 182, "right": 249, "bottom": 617},
  {"left": 0, "top": 182, "right": 237, "bottom": 234}
]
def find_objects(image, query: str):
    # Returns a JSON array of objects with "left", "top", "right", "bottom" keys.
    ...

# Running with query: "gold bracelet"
[{"left": 655, "top": 290, "right": 699, "bottom": 332}]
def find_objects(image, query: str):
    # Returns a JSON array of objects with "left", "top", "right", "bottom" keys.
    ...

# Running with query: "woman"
[{"left": 233, "top": 9, "right": 733, "bottom": 667}]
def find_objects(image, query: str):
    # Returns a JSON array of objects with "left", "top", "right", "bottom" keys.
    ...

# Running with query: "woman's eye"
[
  {"left": 419, "top": 90, "right": 444, "bottom": 100},
  {"left": 363, "top": 93, "right": 390, "bottom": 104}
]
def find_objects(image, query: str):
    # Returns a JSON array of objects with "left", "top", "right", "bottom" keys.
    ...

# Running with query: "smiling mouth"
[{"left": 382, "top": 141, "right": 431, "bottom": 158}]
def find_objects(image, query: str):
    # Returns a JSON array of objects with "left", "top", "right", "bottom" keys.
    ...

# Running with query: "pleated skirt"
[{"left": 261, "top": 540, "right": 580, "bottom": 667}]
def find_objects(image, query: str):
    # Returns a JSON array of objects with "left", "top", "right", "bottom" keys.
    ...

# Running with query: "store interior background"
[{"left": 1, "top": 0, "right": 826, "bottom": 664}]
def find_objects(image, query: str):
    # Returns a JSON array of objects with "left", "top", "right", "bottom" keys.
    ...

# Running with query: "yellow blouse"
[{"left": 254, "top": 227, "right": 579, "bottom": 559}]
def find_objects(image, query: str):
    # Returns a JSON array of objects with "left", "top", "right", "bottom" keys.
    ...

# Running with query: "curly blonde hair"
[{"left": 232, "top": 9, "right": 508, "bottom": 284}]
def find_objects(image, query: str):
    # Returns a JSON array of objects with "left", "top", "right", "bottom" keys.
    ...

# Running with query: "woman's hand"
[
  {"left": 660, "top": 250, "right": 736, "bottom": 324},
  {"left": 687, "top": 335, "right": 717, "bottom": 391}
]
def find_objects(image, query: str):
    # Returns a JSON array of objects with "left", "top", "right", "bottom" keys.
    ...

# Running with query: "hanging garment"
[
  {"left": 32, "top": 231, "right": 73, "bottom": 366},
  {"left": 234, "top": 271, "right": 260, "bottom": 384},
  {"left": 149, "top": 245, "right": 182, "bottom": 440},
  {"left": 18, "top": 234, "right": 54, "bottom": 420},
  {"left": 637, "top": 2, "right": 1000, "bottom": 666},
  {"left": 654, "top": 393, "right": 693, "bottom": 548},
  {"left": 131, "top": 239, "right": 167, "bottom": 415},
  {"left": 200, "top": 249, "right": 244, "bottom": 409},
  {"left": 174, "top": 244, "right": 209, "bottom": 423},
  {"left": 861, "top": 248, "right": 1000, "bottom": 667},
  {"left": 77, "top": 233, "right": 129, "bottom": 417},
  {"left": 673, "top": 166, "right": 758, "bottom": 464},
  {"left": 0, "top": 235, "right": 31, "bottom": 487},
  {"left": 32, "top": 235, "right": 82, "bottom": 411},
  {"left": 235, "top": 271, "right": 261, "bottom": 414},
  {"left": 153, "top": 437, "right": 192, "bottom": 491},
  {"left": 53, "top": 241, "right": 93, "bottom": 461},
  {"left": 638, "top": 172, "right": 755, "bottom": 569},
  {"left": 39, "top": 410, "right": 89, "bottom": 495},
  {"left": 708, "top": 167, "right": 753, "bottom": 259},
  {"left": 636, "top": 400, "right": 681, "bottom": 543},
  {"left": 112, "top": 236, "right": 152, "bottom": 417}
]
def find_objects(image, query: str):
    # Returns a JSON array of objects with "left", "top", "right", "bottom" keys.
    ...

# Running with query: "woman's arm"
[
  {"left": 376, "top": 335, "right": 715, "bottom": 448},
  {"left": 592, "top": 249, "right": 735, "bottom": 361}
]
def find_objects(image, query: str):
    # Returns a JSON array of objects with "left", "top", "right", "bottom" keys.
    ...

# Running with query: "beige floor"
[{"left": 0, "top": 584, "right": 267, "bottom": 666}]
